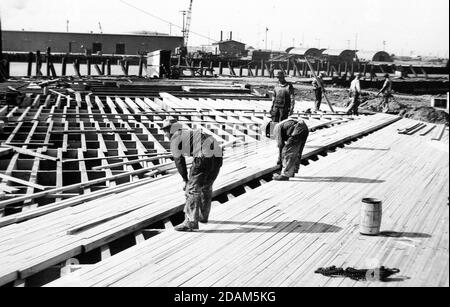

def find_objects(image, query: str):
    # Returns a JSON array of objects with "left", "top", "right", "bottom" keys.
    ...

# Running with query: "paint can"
[{"left": 360, "top": 198, "right": 383, "bottom": 236}]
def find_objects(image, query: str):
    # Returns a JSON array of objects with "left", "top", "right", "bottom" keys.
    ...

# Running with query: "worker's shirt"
[
  {"left": 274, "top": 118, "right": 309, "bottom": 147},
  {"left": 312, "top": 77, "right": 324, "bottom": 90},
  {"left": 171, "top": 129, "right": 222, "bottom": 182},
  {"left": 273, "top": 82, "right": 295, "bottom": 108},
  {"left": 350, "top": 79, "right": 361, "bottom": 94}
]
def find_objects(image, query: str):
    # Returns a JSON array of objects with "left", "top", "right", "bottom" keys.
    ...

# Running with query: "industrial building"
[{"left": 1, "top": 30, "right": 184, "bottom": 55}]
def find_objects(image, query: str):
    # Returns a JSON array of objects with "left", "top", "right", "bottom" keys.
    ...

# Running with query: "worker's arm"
[
  {"left": 174, "top": 155, "right": 189, "bottom": 184},
  {"left": 377, "top": 81, "right": 388, "bottom": 96}
]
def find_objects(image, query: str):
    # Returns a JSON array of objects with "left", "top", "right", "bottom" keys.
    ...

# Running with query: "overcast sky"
[{"left": 1, "top": 0, "right": 449, "bottom": 57}]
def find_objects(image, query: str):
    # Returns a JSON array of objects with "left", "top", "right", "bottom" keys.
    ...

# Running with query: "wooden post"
[
  {"left": 101, "top": 61, "right": 106, "bottom": 75},
  {"left": 255, "top": 64, "right": 259, "bottom": 77},
  {"left": 61, "top": 56, "right": 67, "bottom": 76},
  {"left": 87, "top": 57, "right": 91, "bottom": 76},
  {"left": 27, "top": 52, "right": 33, "bottom": 77},
  {"left": 36, "top": 50, "right": 42, "bottom": 76},
  {"left": 219, "top": 62, "right": 223, "bottom": 75},
  {"left": 73, "top": 59, "right": 81, "bottom": 78},
  {"left": 337, "top": 63, "right": 342, "bottom": 77},
  {"left": 138, "top": 57, "right": 144, "bottom": 77},
  {"left": 326, "top": 61, "right": 331, "bottom": 77},
  {"left": 261, "top": 60, "right": 265, "bottom": 77},
  {"left": 286, "top": 59, "right": 291, "bottom": 76},
  {"left": 106, "top": 59, "right": 111, "bottom": 76},
  {"left": 410, "top": 65, "right": 418, "bottom": 78},
  {"left": 350, "top": 61, "right": 355, "bottom": 76},
  {"left": 50, "top": 62, "right": 57, "bottom": 78},
  {"left": 94, "top": 64, "right": 102, "bottom": 76},
  {"left": 209, "top": 61, "right": 214, "bottom": 76},
  {"left": 46, "top": 47, "right": 51, "bottom": 77},
  {"left": 125, "top": 60, "right": 129, "bottom": 75},
  {"left": 344, "top": 62, "right": 349, "bottom": 78},
  {"left": 120, "top": 60, "right": 127, "bottom": 75},
  {"left": 239, "top": 65, "right": 243, "bottom": 77}
]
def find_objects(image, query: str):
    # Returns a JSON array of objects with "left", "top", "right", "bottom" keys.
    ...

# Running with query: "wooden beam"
[
  {"left": 1, "top": 145, "right": 59, "bottom": 161},
  {"left": 0, "top": 173, "right": 46, "bottom": 191}
]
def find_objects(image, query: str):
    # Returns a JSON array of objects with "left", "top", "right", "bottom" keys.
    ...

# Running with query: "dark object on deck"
[{"left": 315, "top": 266, "right": 400, "bottom": 281}]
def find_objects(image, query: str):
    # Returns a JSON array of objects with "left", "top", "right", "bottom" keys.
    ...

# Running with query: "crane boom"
[{"left": 184, "top": 0, "right": 193, "bottom": 46}]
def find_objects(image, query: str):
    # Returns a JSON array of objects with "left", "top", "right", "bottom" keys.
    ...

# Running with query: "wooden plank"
[
  {"left": 432, "top": 125, "right": 446, "bottom": 141},
  {"left": 1, "top": 145, "right": 59, "bottom": 161},
  {"left": 0, "top": 173, "right": 46, "bottom": 190}
]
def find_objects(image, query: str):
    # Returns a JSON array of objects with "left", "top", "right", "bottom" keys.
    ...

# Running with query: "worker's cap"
[
  {"left": 384, "top": 73, "right": 390, "bottom": 78},
  {"left": 161, "top": 119, "right": 182, "bottom": 132},
  {"left": 320, "top": 72, "right": 326, "bottom": 77},
  {"left": 356, "top": 73, "right": 364, "bottom": 78},
  {"left": 277, "top": 71, "right": 286, "bottom": 78}
]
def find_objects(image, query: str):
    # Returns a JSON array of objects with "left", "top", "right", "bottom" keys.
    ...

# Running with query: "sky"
[{"left": 1, "top": 0, "right": 449, "bottom": 57}]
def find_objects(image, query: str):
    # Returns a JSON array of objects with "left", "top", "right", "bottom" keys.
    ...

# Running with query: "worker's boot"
[
  {"left": 273, "top": 174, "right": 289, "bottom": 181},
  {"left": 175, "top": 220, "right": 199, "bottom": 232}
]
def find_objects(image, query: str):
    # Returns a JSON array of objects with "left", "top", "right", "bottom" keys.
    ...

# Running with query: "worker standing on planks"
[
  {"left": 162, "top": 119, "right": 223, "bottom": 232},
  {"left": 312, "top": 72, "right": 326, "bottom": 112},
  {"left": 347, "top": 73, "right": 363, "bottom": 116},
  {"left": 270, "top": 71, "right": 296, "bottom": 123},
  {"left": 377, "top": 73, "right": 393, "bottom": 113},
  {"left": 272, "top": 117, "right": 309, "bottom": 181}
]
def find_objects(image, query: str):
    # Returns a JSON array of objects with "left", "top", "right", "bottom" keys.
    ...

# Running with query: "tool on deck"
[{"left": 315, "top": 266, "right": 401, "bottom": 282}]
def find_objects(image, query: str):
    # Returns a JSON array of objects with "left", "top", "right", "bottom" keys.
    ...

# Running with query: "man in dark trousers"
[
  {"left": 162, "top": 119, "right": 223, "bottom": 232},
  {"left": 312, "top": 73, "right": 326, "bottom": 111},
  {"left": 270, "top": 71, "right": 296, "bottom": 123},
  {"left": 347, "top": 73, "right": 363, "bottom": 116},
  {"left": 377, "top": 73, "right": 393, "bottom": 113},
  {"left": 273, "top": 117, "right": 310, "bottom": 181}
]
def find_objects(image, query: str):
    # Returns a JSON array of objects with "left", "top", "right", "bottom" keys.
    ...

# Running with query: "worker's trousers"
[
  {"left": 314, "top": 89, "right": 323, "bottom": 111},
  {"left": 184, "top": 156, "right": 223, "bottom": 223},
  {"left": 347, "top": 92, "right": 360, "bottom": 116},
  {"left": 281, "top": 128, "right": 309, "bottom": 178},
  {"left": 271, "top": 106, "right": 290, "bottom": 123}
]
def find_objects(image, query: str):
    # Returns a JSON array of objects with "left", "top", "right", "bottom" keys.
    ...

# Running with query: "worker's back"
[{"left": 171, "top": 129, "right": 222, "bottom": 159}]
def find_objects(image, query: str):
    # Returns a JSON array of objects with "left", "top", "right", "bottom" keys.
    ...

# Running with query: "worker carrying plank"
[
  {"left": 272, "top": 117, "right": 310, "bottom": 181},
  {"left": 347, "top": 73, "right": 363, "bottom": 116},
  {"left": 377, "top": 73, "right": 393, "bottom": 113},
  {"left": 270, "top": 71, "right": 296, "bottom": 123},
  {"left": 312, "top": 72, "right": 327, "bottom": 111},
  {"left": 162, "top": 119, "right": 223, "bottom": 232}
]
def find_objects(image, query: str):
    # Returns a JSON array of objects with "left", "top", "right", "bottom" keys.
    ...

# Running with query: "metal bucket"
[{"left": 360, "top": 198, "right": 383, "bottom": 236}]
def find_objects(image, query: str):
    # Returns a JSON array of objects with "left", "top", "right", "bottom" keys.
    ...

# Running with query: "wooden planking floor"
[
  {"left": 48, "top": 118, "right": 449, "bottom": 287},
  {"left": 0, "top": 114, "right": 401, "bottom": 286}
]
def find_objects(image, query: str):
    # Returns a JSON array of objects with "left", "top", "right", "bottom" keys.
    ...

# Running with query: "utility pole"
[
  {"left": 383, "top": 40, "right": 387, "bottom": 51},
  {"left": 181, "top": 10, "right": 187, "bottom": 38},
  {"left": 66, "top": 20, "right": 69, "bottom": 32},
  {"left": 265, "top": 27, "right": 269, "bottom": 50}
]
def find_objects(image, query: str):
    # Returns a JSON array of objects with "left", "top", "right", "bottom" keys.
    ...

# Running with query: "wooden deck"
[
  {"left": 0, "top": 113, "right": 400, "bottom": 286},
  {"left": 48, "top": 118, "right": 449, "bottom": 287}
]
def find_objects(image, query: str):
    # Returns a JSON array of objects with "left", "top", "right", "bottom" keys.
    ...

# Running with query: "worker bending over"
[
  {"left": 270, "top": 71, "right": 296, "bottom": 123},
  {"left": 312, "top": 73, "right": 326, "bottom": 111},
  {"left": 162, "top": 119, "right": 223, "bottom": 232},
  {"left": 273, "top": 117, "right": 310, "bottom": 181}
]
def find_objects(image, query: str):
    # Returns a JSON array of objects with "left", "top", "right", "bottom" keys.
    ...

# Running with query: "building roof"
[
  {"left": 213, "top": 39, "right": 246, "bottom": 46},
  {"left": 3, "top": 30, "right": 183, "bottom": 39}
]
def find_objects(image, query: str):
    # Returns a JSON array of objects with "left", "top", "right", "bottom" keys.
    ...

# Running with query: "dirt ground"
[{"left": 246, "top": 78, "right": 449, "bottom": 125}]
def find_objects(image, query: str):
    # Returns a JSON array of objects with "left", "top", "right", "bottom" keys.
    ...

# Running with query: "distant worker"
[
  {"left": 312, "top": 73, "right": 326, "bottom": 111},
  {"left": 377, "top": 73, "right": 393, "bottom": 113},
  {"left": 162, "top": 119, "right": 223, "bottom": 232},
  {"left": 270, "top": 71, "right": 296, "bottom": 123},
  {"left": 348, "top": 73, "right": 363, "bottom": 116},
  {"left": 273, "top": 117, "right": 310, "bottom": 181}
]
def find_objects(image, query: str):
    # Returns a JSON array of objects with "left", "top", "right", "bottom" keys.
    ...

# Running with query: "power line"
[{"left": 119, "top": 0, "right": 218, "bottom": 43}]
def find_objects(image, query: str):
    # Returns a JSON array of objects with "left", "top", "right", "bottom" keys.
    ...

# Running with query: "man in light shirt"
[
  {"left": 312, "top": 73, "right": 326, "bottom": 112},
  {"left": 348, "top": 73, "right": 363, "bottom": 116}
]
